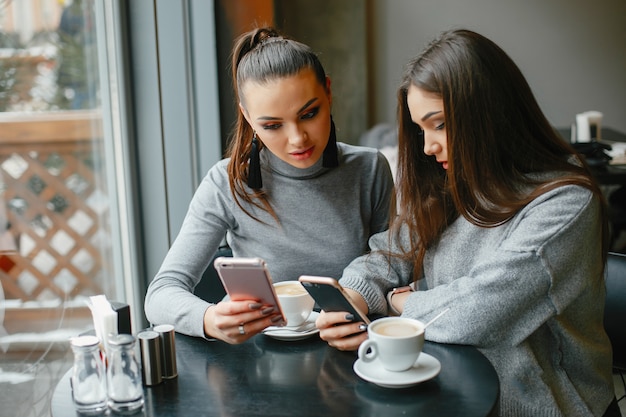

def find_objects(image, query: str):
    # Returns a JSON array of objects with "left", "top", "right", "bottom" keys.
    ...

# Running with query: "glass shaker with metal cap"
[
  {"left": 106, "top": 333, "right": 144, "bottom": 413},
  {"left": 70, "top": 335, "right": 107, "bottom": 414}
]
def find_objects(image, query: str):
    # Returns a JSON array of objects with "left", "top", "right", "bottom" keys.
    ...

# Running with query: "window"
[
  {"left": 0, "top": 1, "right": 140, "bottom": 414},
  {"left": 0, "top": 1, "right": 222, "bottom": 414}
]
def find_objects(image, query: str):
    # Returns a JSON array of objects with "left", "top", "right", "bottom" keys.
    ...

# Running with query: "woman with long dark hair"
[{"left": 317, "top": 29, "right": 617, "bottom": 416}]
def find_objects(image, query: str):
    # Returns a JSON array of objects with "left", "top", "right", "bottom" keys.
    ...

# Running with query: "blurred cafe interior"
[{"left": 0, "top": 0, "right": 624, "bottom": 416}]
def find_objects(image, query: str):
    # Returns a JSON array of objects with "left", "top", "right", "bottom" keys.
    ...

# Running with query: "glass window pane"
[{"left": 0, "top": 1, "right": 124, "bottom": 415}]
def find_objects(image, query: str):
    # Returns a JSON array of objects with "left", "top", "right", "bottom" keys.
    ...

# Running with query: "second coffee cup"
[
  {"left": 273, "top": 281, "right": 314, "bottom": 327},
  {"left": 358, "top": 317, "right": 425, "bottom": 372}
]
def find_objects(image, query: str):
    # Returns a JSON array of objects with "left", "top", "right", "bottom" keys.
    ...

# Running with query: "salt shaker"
[
  {"left": 107, "top": 334, "right": 144, "bottom": 413},
  {"left": 70, "top": 335, "right": 107, "bottom": 414}
]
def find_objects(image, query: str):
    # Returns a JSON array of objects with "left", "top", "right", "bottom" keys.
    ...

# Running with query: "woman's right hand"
[
  {"left": 203, "top": 300, "right": 285, "bottom": 343},
  {"left": 317, "top": 288, "right": 370, "bottom": 351},
  {"left": 316, "top": 310, "right": 369, "bottom": 351}
]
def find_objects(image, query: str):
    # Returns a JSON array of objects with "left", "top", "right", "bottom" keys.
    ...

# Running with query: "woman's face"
[
  {"left": 406, "top": 84, "right": 448, "bottom": 170},
  {"left": 240, "top": 68, "right": 332, "bottom": 169}
]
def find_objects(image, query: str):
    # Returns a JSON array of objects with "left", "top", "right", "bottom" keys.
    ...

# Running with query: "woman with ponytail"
[{"left": 145, "top": 27, "right": 394, "bottom": 344}]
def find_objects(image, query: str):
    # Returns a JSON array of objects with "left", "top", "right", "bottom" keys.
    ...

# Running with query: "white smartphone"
[
  {"left": 298, "top": 275, "right": 370, "bottom": 324},
  {"left": 213, "top": 257, "right": 286, "bottom": 322}
]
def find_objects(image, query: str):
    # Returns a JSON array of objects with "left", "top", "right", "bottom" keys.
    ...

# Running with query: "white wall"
[{"left": 371, "top": 0, "right": 626, "bottom": 133}]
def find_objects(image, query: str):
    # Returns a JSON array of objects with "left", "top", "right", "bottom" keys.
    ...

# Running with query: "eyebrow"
[
  {"left": 256, "top": 98, "right": 319, "bottom": 121},
  {"left": 421, "top": 110, "right": 442, "bottom": 122}
]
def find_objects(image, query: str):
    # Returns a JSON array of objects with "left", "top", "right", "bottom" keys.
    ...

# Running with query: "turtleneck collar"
[{"left": 260, "top": 147, "right": 334, "bottom": 180}]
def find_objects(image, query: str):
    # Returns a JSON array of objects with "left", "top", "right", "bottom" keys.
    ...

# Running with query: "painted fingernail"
[
  {"left": 261, "top": 307, "right": 275, "bottom": 315},
  {"left": 271, "top": 316, "right": 285, "bottom": 324},
  {"left": 345, "top": 313, "right": 355, "bottom": 321},
  {"left": 249, "top": 303, "right": 262, "bottom": 310},
  {"left": 359, "top": 324, "right": 368, "bottom": 332}
]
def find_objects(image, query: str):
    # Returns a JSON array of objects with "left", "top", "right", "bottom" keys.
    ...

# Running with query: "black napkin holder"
[{"left": 110, "top": 301, "right": 132, "bottom": 334}]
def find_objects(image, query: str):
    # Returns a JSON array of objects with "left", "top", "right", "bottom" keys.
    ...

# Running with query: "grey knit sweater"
[
  {"left": 145, "top": 142, "right": 394, "bottom": 337},
  {"left": 340, "top": 184, "right": 615, "bottom": 417}
]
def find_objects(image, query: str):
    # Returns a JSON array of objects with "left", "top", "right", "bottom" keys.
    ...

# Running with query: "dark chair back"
[
  {"left": 605, "top": 252, "right": 626, "bottom": 371},
  {"left": 193, "top": 246, "right": 232, "bottom": 303}
]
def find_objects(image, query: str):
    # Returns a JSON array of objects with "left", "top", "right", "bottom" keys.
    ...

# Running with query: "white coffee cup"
[
  {"left": 273, "top": 281, "right": 314, "bottom": 327},
  {"left": 358, "top": 317, "right": 425, "bottom": 372}
]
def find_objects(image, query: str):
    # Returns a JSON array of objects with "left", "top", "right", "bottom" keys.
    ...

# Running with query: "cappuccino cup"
[
  {"left": 358, "top": 317, "right": 424, "bottom": 372},
  {"left": 274, "top": 281, "right": 314, "bottom": 327}
]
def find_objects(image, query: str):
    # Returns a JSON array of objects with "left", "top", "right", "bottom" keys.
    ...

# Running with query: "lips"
[
  {"left": 290, "top": 146, "right": 315, "bottom": 161},
  {"left": 440, "top": 161, "right": 448, "bottom": 170}
]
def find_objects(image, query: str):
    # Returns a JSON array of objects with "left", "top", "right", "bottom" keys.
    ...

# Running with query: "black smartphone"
[{"left": 298, "top": 275, "right": 370, "bottom": 324}]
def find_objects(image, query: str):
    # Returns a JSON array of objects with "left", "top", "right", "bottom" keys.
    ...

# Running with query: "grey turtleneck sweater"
[{"left": 145, "top": 142, "right": 394, "bottom": 337}]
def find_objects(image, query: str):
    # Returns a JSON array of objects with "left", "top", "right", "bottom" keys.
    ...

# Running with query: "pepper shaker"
[
  {"left": 138, "top": 330, "right": 162, "bottom": 386},
  {"left": 154, "top": 324, "right": 177, "bottom": 379}
]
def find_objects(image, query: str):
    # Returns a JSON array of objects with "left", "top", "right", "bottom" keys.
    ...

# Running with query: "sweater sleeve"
[
  {"left": 341, "top": 185, "right": 604, "bottom": 348},
  {"left": 144, "top": 162, "right": 235, "bottom": 337},
  {"left": 339, "top": 226, "right": 416, "bottom": 315}
]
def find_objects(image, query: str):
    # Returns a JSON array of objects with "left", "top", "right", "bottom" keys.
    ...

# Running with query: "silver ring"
[{"left": 238, "top": 323, "right": 245, "bottom": 335}]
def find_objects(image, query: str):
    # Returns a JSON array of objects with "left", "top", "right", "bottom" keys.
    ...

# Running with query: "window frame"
[{"left": 120, "top": 0, "right": 222, "bottom": 326}]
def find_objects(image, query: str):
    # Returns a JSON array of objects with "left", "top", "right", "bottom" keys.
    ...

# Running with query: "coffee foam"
[
  {"left": 275, "top": 283, "right": 307, "bottom": 296},
  {"left": 374, "top": 322, "right": 422, "bottom": 337}
]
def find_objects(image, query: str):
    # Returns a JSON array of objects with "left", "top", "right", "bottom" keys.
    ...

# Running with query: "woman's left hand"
[{"left": 316, "top": 310, "right": 368, "bottom": 351}]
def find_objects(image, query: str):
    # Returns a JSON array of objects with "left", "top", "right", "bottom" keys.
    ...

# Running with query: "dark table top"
[{"left": 51, "top": 332, "right": 499, "bottom": 417}]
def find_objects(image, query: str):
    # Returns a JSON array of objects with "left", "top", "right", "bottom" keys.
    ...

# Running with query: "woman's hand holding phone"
[
  {"left": 203, "top": 299, "right": 284, "bottom": 344},
  {"left": 208, "top": 257, "right": 287, "bottom": 344},
  {"left": 297, "top": 276, "right": 370, "bottom": 351},
  {"left": 316, "top": 309, "right": 369, "bottom": 351}
]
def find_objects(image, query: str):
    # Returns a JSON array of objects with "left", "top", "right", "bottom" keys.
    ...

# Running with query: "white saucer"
[
  {"left": 262, "top": 311, "right": 320, "bottom": 341},
  {"left": 353, "top": 352, "right": 441, "bottom": 388}
]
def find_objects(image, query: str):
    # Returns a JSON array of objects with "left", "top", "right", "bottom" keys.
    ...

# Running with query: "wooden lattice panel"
[{"left": 0, "top": 111, "right": 112, "bottom": 302}]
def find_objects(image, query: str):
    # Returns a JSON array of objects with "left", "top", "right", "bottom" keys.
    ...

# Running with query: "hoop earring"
[
  {"left": 322, "top": 117, "right": 339, "bottom": 168},
  {"left": 247, "top": 132, "right": 263, "bottom": 189}
]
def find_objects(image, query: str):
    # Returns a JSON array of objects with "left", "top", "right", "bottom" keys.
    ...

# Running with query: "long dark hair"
[
  {"left": 393, "top": 29, "right": 608, "bottom": 279},
  {"left": 226, "top": 27, "right": 327, "bottom": 221}
]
